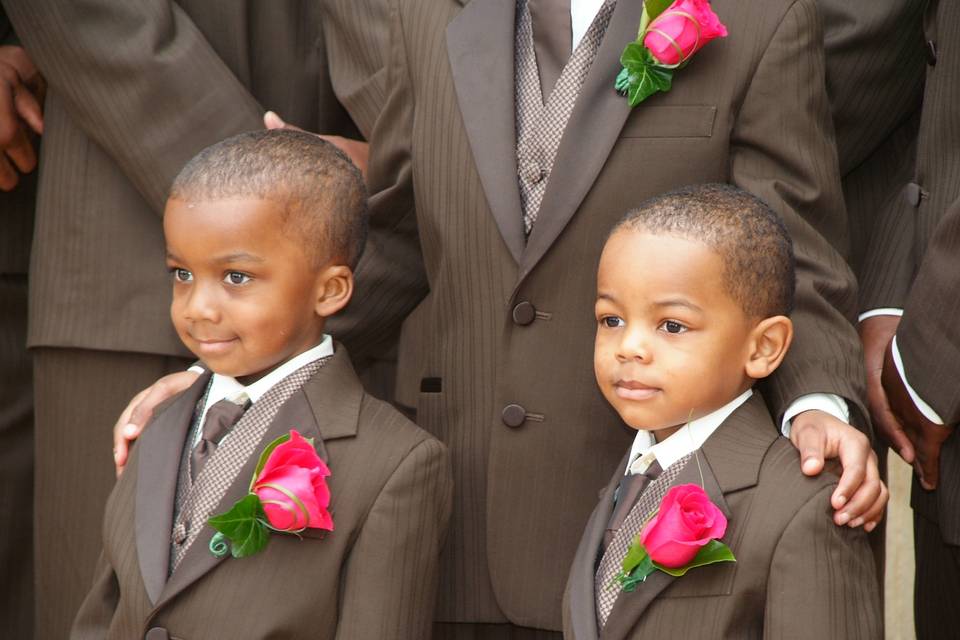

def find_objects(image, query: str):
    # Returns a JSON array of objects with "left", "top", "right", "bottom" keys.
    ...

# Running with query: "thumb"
[{"left": 263, "top": 110, "right": 286, "bottom": 129}]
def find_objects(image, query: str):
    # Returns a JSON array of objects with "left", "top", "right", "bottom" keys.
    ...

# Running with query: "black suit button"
[
  {"left": 927, "top": 39, "right": 937, "bottom": 66},
  {"left": 145, "top": 627, "right": 170, "bottom": 640},
  {"left": 512, "top": 301, "right": 537, "bottom": 326},
  {"left": 502, "top": 404, "right": 527, "bottom": 428}
]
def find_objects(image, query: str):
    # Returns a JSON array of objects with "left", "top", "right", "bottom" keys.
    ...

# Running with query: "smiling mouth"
[
  {"left": 191, "top": 337, "right": 238, "bottom": 355},
  {"left": 614, "top": 380, "right": 661, "bottom": 401}
]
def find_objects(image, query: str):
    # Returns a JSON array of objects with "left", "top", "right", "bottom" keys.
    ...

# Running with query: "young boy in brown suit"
[
  {"left": 72, "top": 130, "right": 452, "bottom": 640},
  {"left": 564, "top": 184, "right": 881, "bottom": 640}
]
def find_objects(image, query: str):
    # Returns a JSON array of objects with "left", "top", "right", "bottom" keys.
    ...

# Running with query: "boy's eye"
[
  {"left": 659, "top": 320, "right": 687, "bottom": 334},
  {"left": 601, "top": 316, "right": 625, "bottom": 328},
  {"left": 224, "top": 271, "right": 251, "bottom": 285},
  {"left": 172, "top": 268, "right": 193, "bottom": 283}
]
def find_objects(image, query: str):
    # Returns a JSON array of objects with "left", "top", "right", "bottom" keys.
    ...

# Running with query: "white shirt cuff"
[
  {"left": 780, "top": 393, "right": 850, "bottom": 437},
  {"left": 858, "top": 308, "right": 904, "bottom": 322},
  {"left": 891, "top": 335, "right": 945, "bottom": 425}
]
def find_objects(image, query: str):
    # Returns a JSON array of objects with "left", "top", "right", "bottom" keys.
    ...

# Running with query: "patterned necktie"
[
  {"left": 189, "top": 397, "right": 247, "bottom": 482},
  {"left": 602, "top": 459, "right": 663, "bottom": 550},
  {"left": 595, "top": 454, "right": 692, "bottom": 627}
]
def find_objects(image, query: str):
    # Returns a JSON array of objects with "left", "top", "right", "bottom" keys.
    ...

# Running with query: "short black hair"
[
  {"left": 611, "top": 183, "right": 795, "bottom": 317},
  {"left": 169, "top": 129, "right": 368, "bottom": 269}
]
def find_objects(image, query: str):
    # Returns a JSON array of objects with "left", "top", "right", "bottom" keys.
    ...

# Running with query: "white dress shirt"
[
  {"left": 624, "top": 389, "right": 754, "bottom": 475},
  {"left": 191, "top": 334, "right": 334, "bottom": 446}
]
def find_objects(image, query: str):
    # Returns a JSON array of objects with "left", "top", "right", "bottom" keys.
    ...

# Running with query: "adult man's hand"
[
  {"left": 881, "top": 341, "right": 953, "bottom": 490},
  {"left": 263, "top": 110, "right": 369, "bottom": 180},
  {"left": 860, "top": 314, "right": 915, "bottom": 462},
  {"left": 112, "top": 370, "right": 199, "bottom": 476},
  {"left": 791, "top": 409, "right": 887, "bottom": 531},
  {"left": 0, "top": 44, "right": 44, "bottom": 191}
]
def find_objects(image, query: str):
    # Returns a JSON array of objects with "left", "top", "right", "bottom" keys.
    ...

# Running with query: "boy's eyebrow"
[
  {"left": 596, "top": 291, "right": 619, "bottom": 303},
  {"left": 214, "top": 252, "right": 266, "bottom": 264},
  {"left": 652, "top": 297, "right": 704, "bottom": 313}
]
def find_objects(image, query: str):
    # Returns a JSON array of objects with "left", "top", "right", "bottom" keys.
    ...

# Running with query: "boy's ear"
[
  {"left": 314, "top": 265, "right": 354, "bottom": 318},
  {"left": 744, "top": 315, "right": 793, "bottom": 380}
]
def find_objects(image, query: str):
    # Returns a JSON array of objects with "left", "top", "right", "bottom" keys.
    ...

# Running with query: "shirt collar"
[
  {"left": 625, "top": 389, "right": 753, "bottom": 475},
  {"left": 205, "top": 334, "right": 334, "bottom": 408}
]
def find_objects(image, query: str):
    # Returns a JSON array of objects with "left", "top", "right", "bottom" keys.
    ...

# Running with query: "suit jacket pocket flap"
[
  {"left": 620, "top": 105, "right": 717, "bottom": 138},
  {"left": 657, "top": 560, "right": 735, "bottom": 598}
]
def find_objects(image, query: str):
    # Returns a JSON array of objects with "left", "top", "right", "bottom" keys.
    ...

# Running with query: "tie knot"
[{"left": 201, "top": 397, "right": 248, "bottom": 443}]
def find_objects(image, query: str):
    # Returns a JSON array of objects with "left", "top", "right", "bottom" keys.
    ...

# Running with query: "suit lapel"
[
  {"left": 155, "top": 347, "right": 363, "bottom": 607},
  {"left": 447, "top": 0, "right": 526, "bottom": 263},
  {"left": 136, "top": 371, "right": 212, "bottom": 605},
  {"left": 519, "top": 0, "right": 645, "bottom": 282},
  {"left": 567, "top": 454, "right": 627, "bottom": 640},
  {"left": 600, "top": 394, "right": 774, "bottom": 640}
]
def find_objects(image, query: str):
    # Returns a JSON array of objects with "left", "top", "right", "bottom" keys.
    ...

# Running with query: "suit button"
[
  {"left": 519, "top": 159, "right": 544, "bottom": 184},
  {"left": 904, "top": 182, "right": 925, "bottom": 207},
  {"left": 501, "top": 404, "right": 527, "bottom": 428},
  {"left": 512, "top": 301, "right": 537, "bottom": 326},
  {"left": 145, "top": 627, "right": 170, "bottom": 640}
]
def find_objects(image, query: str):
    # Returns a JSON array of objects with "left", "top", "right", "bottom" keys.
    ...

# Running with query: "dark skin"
[
  {"left": 0, "top": 44, "right": 44, "bottom": 191},
  {"left": 862, "top": 314, "right": 953, "bottom": 490}
]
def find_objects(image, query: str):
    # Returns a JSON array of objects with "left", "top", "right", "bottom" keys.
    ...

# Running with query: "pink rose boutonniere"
[
  {"left": 616, "top": 483, "right": 735, "bottom": 591},
  {"left": 615, "top": 0, "right": 728, "bottom": 107},
  {"left": 208, "top": 430, "right": 333, "bottom": 559}
]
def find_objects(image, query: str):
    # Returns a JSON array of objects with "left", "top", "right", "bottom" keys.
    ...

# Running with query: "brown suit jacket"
[
  {"left": 1, "top": 0, "right": 387, "bottom": 356},
  {"left": 873, "top": 0, "right": 960, "bottom": 543},
  {"left": 72, "top": 346, "right": 453, "bottom": 640},
  {"left": 333, "top": 0, "right": 866, "bottom": 629},
  {"left": 563, "top": 393, "right": 882, "bottom": 640}
]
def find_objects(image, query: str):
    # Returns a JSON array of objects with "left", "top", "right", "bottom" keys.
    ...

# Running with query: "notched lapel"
[
  {"left": 155, "top": 347, "right": 363, "bottom": 607},
  {"left": 519, "top": 0, "right": 645, "bottom": 283},
  {"left": 136, "top": 371, "right": 212, "bottom": 605},
  {"left": 446, "top": 0, "right": 526, "bottom": 263}
]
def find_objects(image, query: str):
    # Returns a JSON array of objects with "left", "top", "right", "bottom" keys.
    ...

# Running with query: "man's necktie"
[
  {"left": 527, "top": 0, "right": 573, "bottom": 100},
  {"left": 190, "top": 397, "right": 247, "bottom": 481},
  {"left": 603, "top": 458, "right": 663, "bottom": 551}
]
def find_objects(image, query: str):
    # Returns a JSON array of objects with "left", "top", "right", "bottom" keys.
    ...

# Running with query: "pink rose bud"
[
  {"left": 639, "top": 483, "right": 727, "bottom": 568},
  {"left": 252, "top": 430, "right": 334, "bottom": 532},
  {"left": 643, "top": 0, "right": 728, "bottom": 66}
]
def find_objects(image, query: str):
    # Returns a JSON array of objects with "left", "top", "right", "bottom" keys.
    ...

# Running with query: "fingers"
[
  {"left": 835, "top": 448, "right": 882, "bottom": 527},
  {"left": 0, "top": 153, "right": 18, "bottom": 191},
  {"left": 4, "top": 125, "right": 36, "bottom": 173},
  {"left": 862, "top": 481, "right": 889, "bottom": 533},
  {"left": 263, "top": 110, "right": 285, "bottom": 129},
  {"left": 113, "top": 387, "right": 150, "bottom": 477},
  {"left": 13, "top": 82, "right": 44, "bottom": 135},
  {"left": 790, "top": 419, "right": 826, "bottom": 477},
  {"left": 914, "top": 433, "right": 943, "bottom": 491}
]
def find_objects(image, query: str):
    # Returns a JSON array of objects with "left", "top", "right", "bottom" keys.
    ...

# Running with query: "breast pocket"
[{"left": 620, "top": 105, "right": 717, "bottom": 139}]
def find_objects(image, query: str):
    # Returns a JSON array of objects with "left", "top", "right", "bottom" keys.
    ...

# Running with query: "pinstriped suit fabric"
[{"left": 339, "top": 0, "right": 866, "bottom": 630}]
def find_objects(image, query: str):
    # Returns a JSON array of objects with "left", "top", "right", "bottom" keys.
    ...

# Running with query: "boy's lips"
[
  {"left": 614, "top": 379, "right": 661, "bottom": 401},
  {"left": 191, "top": 336, "right": 239, "bottom": 355}
]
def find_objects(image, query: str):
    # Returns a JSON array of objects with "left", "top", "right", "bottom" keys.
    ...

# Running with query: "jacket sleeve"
[
  {"left": 897, "top": 195, "right": 960, "bottom": 425},
  {"left": 1, "top": 0, "right": 263, "bottom": 214},
  {"left": 764, "top": 484, "right": 882, "bottom": 638},
  {"left": 729, "top": 0, "right": 868, "bottom": 429},
  {"left": 334, "top": 437, "right": 453, "bottom": 639}
]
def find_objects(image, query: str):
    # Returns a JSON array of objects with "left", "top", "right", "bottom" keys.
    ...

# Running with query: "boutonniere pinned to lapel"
[
  {"left": 616, "top": 483, "right": 735, "bottom": 591},
  {"left": 207, "top": 430, "right": 334, "bottom": 559},
  {"left": 615, "top": 0, "right": 728, "bottom": 107}
]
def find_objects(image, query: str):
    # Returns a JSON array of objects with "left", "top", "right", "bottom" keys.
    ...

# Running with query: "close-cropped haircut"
[
  {"left": 169, "top": 129, "right": 368, "bottom": 269},
  {"left": 611, "top": 183, "right": 795, "bottom": 318}
]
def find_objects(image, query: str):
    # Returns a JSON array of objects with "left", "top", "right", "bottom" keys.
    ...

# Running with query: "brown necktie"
[
  {"left": 190, "top": 398, "right": 247, "bottom": 481},
  {"left": 528, "top": 0, "right": 572, "bottom": 100},
  {"left": 602, "top": 459, "right": 663, "bottom": 550}
]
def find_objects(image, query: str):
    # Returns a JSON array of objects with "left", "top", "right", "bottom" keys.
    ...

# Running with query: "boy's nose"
[
  {"left": 182, "top": 285, "right": 221, "bottom": 323},
  {"left": 618, "top": 330, "right": 652, "bottom": 362}
]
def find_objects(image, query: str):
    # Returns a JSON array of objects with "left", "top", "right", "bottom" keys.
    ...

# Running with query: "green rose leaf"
[
  {"left": 620, "top": 42, "right": 649, "bottom": 70},
  {"left": 653, "top": 539, "right": 737, "bottom": 577},
  {"left": 627, "top": 64, "right": 673, "bottom": 107},
  {"left": 208, "top": 493, "right": 271, "bottom": 558}
]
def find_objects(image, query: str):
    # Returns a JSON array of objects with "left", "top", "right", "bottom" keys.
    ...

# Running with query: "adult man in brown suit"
[
  {"left": 332, "top": 0, "right": 883, "bottom": 636},
  {"left": 860, "top": 1, "right": 960, "bottom": 637},
  {"left": 0, "top": 1, "right": 388, "bottom": 636},
  {"left": 0, "top": 9, "right": 42, "bottom": 637}
]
